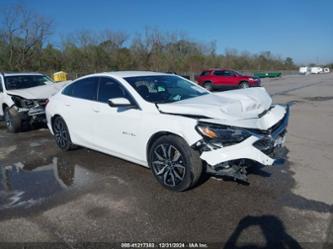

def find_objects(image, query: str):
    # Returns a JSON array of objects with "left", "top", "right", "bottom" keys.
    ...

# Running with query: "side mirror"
[{"left": 108, "top": 97, "right": 133, "bottom": 108}]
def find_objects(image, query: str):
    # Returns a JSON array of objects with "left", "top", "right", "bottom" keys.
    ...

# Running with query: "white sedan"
[{"left": 46, "top": 71, "right": 289, "bottom": 191}]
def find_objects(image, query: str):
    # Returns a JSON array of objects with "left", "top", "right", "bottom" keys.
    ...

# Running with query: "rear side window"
[
  {"left": 98, "top": 77, "right": 133, "bottom": 103},
  {"left": 222, "top": 70, "right": 235, "bottom": 76},
  {"left": 63, "top": 77, "right": 98, "bottom": 101},
  {"left": 214, "top": 70, "right": 235, "bottom": 76}
]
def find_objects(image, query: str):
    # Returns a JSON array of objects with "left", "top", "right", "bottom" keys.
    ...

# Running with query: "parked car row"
[
  {"left": 0, "top": 71, "right": 289, "bottom": 191},
  {"left": 299, "top": 66, "right": 330, "bottom": 74}
]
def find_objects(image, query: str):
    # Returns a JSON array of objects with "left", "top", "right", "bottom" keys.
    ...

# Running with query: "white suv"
[
  {"left": 0, "top": 73, "right": 66, "bottom": 132},
  {"left": 46, "top": 71, "right": 289, "bottom": 191}
]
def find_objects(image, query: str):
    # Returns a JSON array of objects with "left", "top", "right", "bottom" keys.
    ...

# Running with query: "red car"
[{"left": 195, "top": 69, "right": 261, "bottom": 91}]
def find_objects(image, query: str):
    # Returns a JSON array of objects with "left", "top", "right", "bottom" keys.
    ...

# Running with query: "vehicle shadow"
[
  {"left": 196, "top": 162, "right": 273, "bottom": 188},
  {"left": 0, "top": 120, "right": 47, "bottom": 132},
  {"left": 223, "top": 215, "right": 302, "bottom": 249}
]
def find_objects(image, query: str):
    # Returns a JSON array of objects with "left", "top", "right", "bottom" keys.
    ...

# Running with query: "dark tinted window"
[
  {"left": 0, "top": 79, "right": 3, "bottom": 92},
  {"left": 63, "top": 77, "right": 98, "bottom": 101},
  {"left": 200, "top": 71, "right": 210, "bottom": 76},
  {"left": 62, "top": 83, "right": 74, "bottom": 96},
  {"left": 222, "top": 70, "right": 235, "bottom": 76},
  {"left": 213, "top": 70, "right": 224, "bottom": 76},
  {"left": 98, "top": 77, "right": 132, "bottom": 103}
]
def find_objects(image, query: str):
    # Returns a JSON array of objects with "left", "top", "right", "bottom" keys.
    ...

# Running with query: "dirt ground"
[{"left": 0, "top": 73, "right": 332, "bottom": 248}]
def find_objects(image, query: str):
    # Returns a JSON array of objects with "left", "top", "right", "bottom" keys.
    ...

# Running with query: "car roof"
[
  {"left": 87, "top": 71, "right": 171, "bottom": 78},
  {"left": 206, "top": 68, "right": 232, "bottom": 71},
  {"left": 2, "top": 72, "right": 44, "bottom": 77}
]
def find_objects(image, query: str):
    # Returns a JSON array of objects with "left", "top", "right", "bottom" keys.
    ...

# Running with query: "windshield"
[
  {"left": 4, "top": 75, "right": 53, "bottom": 90},
  {"left": 124, "top": 75, "right": 209, "bottom": 104}
]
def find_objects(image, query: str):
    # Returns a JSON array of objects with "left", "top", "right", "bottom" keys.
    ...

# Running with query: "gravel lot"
[{"left": 0, "top": 73, "right": 332, "bottom": 248}]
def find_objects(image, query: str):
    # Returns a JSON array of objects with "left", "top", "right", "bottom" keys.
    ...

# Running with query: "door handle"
[
  {"left": 65, "top": 104, "right": 71, "bottom": 107},
  {"left": 92, "top": 109, "right": 100, "bottom": 113}
]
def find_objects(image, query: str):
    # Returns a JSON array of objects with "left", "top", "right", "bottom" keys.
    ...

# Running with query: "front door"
[{"left": 91, "top": 77, "right": 144, "bottom": 162}]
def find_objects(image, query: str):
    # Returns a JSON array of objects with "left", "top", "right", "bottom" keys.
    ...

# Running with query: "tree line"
[{"left": 0, "top": 4, "right": 301, "bottom": 78}]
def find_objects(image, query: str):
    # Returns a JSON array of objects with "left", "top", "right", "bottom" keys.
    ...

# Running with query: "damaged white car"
[
  {"left": 0, "top": 73, "right": 67, "bottom": 132},
  {"left": 46, "top": 71, "right": 289, "bottom": 191}
]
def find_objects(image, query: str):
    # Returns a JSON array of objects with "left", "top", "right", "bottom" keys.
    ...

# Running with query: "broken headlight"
[
  {"left": 11, "top": 96, "right": 34, "bottom": 108},
  {"left": 196, "top": 123, "right": 252, "bottom": 146}
]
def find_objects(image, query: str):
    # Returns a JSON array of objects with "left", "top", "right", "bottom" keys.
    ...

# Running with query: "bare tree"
[{"left": 0, "top": 4, "right": 53, "bottom": 70}]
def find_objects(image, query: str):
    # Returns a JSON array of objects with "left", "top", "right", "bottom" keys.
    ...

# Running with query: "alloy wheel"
[
  {"left": 240, "top": 82, "right": 249, "bottom": 88},
  {"left": 152, "top": 144, "right": 186, "bottom": 187},
  {"left": 54, "top": 119, "right": 69, "bottom": 149}
]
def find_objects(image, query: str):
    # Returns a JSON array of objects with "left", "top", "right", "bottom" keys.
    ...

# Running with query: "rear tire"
[
  {"left": 149, "top": 135, "right": 202, "bottom": 191},
  {"left": 203, "top": 82, "right": 213, "bottom": 91},
  {"left": 53, "top": 116, "right": 75, "bottom": 151},
  {"left": 4, "top": 107, "right": 22, "bottom": 133},
  {"left": 239, "top": 81, "right": 249, "bottom": 89}
]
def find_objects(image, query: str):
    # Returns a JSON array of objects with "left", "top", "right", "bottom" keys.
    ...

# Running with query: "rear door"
[
  {"left": 90, "top": 77, "right": 143, "bottom": 161},
  {"left": 60, "top": 77, "right": 99, "bottom": 147}
]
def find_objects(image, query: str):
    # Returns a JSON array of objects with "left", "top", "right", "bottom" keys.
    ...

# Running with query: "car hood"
[
  {"left": 157, "top": 87, "right": 286, "bottom": 130},
  {"left": 6, "top": 82, "right": 69, "bottom": 99}
]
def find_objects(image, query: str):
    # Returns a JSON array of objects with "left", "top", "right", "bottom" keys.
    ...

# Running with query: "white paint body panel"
[{"left": 46, "top": 71, "right": 288, "bottom": 168}]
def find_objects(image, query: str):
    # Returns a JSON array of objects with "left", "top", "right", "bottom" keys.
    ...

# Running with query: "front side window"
[
  {"left": 97, "top": 77, "right": 132, "bottom": 103},
  {"left": 125, "top": 75, "right": 208, "bottom": 104},
  {"left": 213, "top": 70, "right": 224, "bottom": 76},
  {"left": 63, "top": 77, "right": 98, "bottom": 101},
  {"left": 4, "top": 75, "right": 53, "bottom": 90},
  {"left": 201, "top": 71, "right": 210, "bottom": 76},
  {"left": 222, "top": 70, "right": 235, "bottom": 76}
]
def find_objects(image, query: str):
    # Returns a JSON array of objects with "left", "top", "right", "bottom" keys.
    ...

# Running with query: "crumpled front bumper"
[
  {"left": 200, "top": 105, "right": 289, "bottom": 167},
  {"left": 12, "top": 105, "right": 46, "bottom": 123}
]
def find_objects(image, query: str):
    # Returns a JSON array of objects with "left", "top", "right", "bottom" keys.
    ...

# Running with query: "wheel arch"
[
  {"left": 50, "top": 114, "right": 63, "bottom": 133},
  {"left": 2, "top": 103, "right": 8, "bottom": 112},
  {"left": 1, "top": 103, "right": 9, "bottom": 117},
  {"left": 146, "top": 131, "right": 187, "bottom": 165},
  {"left": 239, "top": 80, "right": 249, "bottom": 85}
]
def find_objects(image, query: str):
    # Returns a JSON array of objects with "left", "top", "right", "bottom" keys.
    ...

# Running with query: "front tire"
[
  {"left": 53, "top": 116, "right": 74, "bottom": 151},
  {"left": 239, "top": 81, "right": 249, "bottom": 89},
  {"left": 4, "top": 107, "right": 22, "bottom": 133},
  {"left": 149, "top": 135, "right": 202, "bottom": 191}
]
